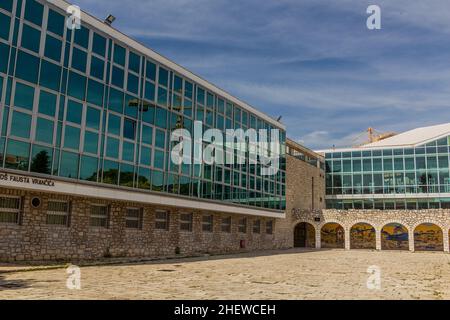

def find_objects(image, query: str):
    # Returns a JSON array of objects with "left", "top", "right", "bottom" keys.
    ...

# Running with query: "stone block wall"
[
  {"left": 0, "top": 187, "right": 290, "bottom": 262},
  {"left": 292, "top": 209, "right": 450, "bottom": 252}
]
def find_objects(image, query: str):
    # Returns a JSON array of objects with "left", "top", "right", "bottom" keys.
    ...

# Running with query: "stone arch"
[
  {"left": 413, "top": 223, "right": 444, "bottom": 251},
  {"left": 381, "top": 222, "right": 409, "bottom": 250},
  {"left": 350, "top": 222, "right": 376, "bottom": 249},
  {"left": 321, "top": 222, "right": 345, "bottom": 249},
  {"left": 294, "top": 222, "right": 316, "bottom": 248}
]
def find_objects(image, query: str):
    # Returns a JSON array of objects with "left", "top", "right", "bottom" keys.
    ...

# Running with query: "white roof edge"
[
  {"left": 47, "top": 0, "right": 285, "bottom": 130},
  {"left": 316, "top": 123, "right": 450, "bottom": 154}
]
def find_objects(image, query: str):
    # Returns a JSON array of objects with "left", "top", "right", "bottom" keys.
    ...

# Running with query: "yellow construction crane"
[{"left": 352, "top": 127, "right": 397, "bottom": 147}]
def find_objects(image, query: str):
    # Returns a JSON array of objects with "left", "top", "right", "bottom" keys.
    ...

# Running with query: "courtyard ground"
[{"left": 1, "top": 249, "right": 450, "bottom": 300}]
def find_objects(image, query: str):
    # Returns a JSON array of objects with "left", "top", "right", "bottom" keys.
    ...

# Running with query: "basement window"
[
  {"left": 253, "top": 220, "right": 261, "bottom": 234},
  {"left": 125, "top": 208, "right": 143, "bottom": 229},
  {"left": 0, "top": 196, "right": 21, "bottom": 224},
  {"left": 90, "top": 204, "right": 109, "bottom": 228},
  {"left": 238, "top": 218, "right": 247, "bottom": 233},
  {"left": 155, "top": 210, "right": 169, "bottom": 230},
  {"left": 46, "top": 200, "right": 70, "bottom": 226},
  {"left": 266, "top": 220, "right": 274, "bottom": 235},
  {"left": 179, "top": 213, "right": 193, "bottom": 232},
  {"left": 221, "top": 216, "right": 231, "bottom": 233},
  {"left": 202, "top": 215, "right": 213, "bottom": 232}
]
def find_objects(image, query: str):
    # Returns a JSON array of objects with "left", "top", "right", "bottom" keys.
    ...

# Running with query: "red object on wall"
[{"left": 240, "top": 240, "right": 246, "bottom": 248}]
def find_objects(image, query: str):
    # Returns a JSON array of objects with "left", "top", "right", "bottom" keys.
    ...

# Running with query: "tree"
[{"left": 30, "top": 150, "right": 51, "bottom": 174}]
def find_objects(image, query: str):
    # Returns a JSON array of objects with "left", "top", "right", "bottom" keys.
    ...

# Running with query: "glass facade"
[
  {"left": 0, "top": 0, "right": 286, "bottom": 211},
  {"left": 325, "top": 136, "right": 450, "bottom": 210}
]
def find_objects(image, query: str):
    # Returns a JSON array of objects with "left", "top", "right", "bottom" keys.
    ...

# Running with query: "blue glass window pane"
[
  {"left": 144, "top": 81, "right": 155, "bottom": 101},
  {"left": 44, "top": 34, "right": 62, "bottom": 62},
  {"left": 152, "top": 170, "right": 163, "bottom": 190},
  {"left": 80, "top": 155, "right": 98, "bottom": 181},
  {"left": 21, "top": 24, "right": 41, "bottom": 53},
  {"left": 15, "top": 50, "right": 40, "bottom": 83},
  {"left": 123, "top": 118, "right": 136, "bottom": 140},
  {"left": 67, "top": 71, "right": 86, "bottom": 101},
  {"left": 157, "top": 87, "right": 167, "bottom": 107},
  {"left": 24, "top": 0, "right": 44, "bottom": 26},
  {"left": 11, "top": 111, "right": 31, "bottom": 138},
  {"left": 35, "top": 117, "right": 54, "bottom": 144},
  {"left": 86, "top": 106, "right": 100, "bottom": 130},
  {"left": 111, "top": 66, "right": 124, "bottom": 88},
  {"left": 103, "top": 160, "right": 119, "bottom": 185},
  {"left": 47, "top": 9, "right": 65, "bottom": 37},
  {"left": 74, "top": 25, "right": 89, "bottom": 48},
  {"left": 137, "top": 167, "right": 151, "bottom": 189},
  {"left": 92, "top": 33, "right": 106, "bottom": 56},
  {"left": 124, "top": 94, "right": 138, "bottom": 118},
  {"left": 122, "top": 141, "right": 134, "bottom": 162},
  {"left": 90, "top": 56, "right": 104, "bottom": 79},
  {"left": 106, "top": 137, "right": 119, "bottom": 158},
  {"left": 0, "top": 0, "right": 13, "bottom": 12},
  {"left": 38, "top": 91, "right": 57, "bottom": 117},
  {"left": 71, "top": 47, "right": 87, "bottom": 73},
  {"left": 87, "top": 79, "right": 104, "bottom": 106},
  {"left": 30, "top": 145, "right": 53, "bottom": 174},
  {"left": 184, "top": 81, "right": 193, "bottom": 99},
  {"left": 155, "top": 129, "right": 165, "bottom": 149},
  {"left": 153, "top": 150, "right": 164, "bottom": 169},
  {"left": 0, "top": 76, "right": 3, "bottom": 101},
  {"left": 142, "top": 104, "right": 155, "bottom": 124},
  {"left": 66, "top": 100, "right": 83, "bottom": 124},
  {"left": 140, "top": 146, "right": 152, "bottom": 166},
  {"left": 14, "top": 82, "right": 34, "bottom": 110},
  {"left": 113, "top": 44, "right": 125, "bottom": 66},
  {"left": 80, "top": 156, "right": 98, "bottom": 181},
  {"left": 108, "top": 88, "right": 123, "bottom": 113},
  {"left": 107, "top": 114, "right": 121, "bottom": 136},
  {"left": 146, "top": 61, "right": 156, "bottom": 81},
  {"left": 83, "top": 131, "right": 98, "bottom": 154},
  {"left": 142, "top": 125, "right": 153, "bottom": 145},
  {"left": 0, "top": 12, "right": 11, "bottom": 41},
  {"left": 197, "top": 88, "right": 205, "bottom": 105},
  {"left": 158, "top": 67, "right": 168, "bottom": 87},
  {"left": 39, "top": 60, "right": 61, "bottom": 91},
  {"left": 128, "top": 52, "right": 140, "bottom": 73},
  {"left": 63, "top": 125, "right": 80, "bottom": 150},
  {"left": 59, "top": 151, "right": 79, "bottom": 178},
  {"left": 5, "top": 139, "right": 30, "bottom": 170},
  {"left": 119, "top": 163, "right": 135, "bottom": 186},
  {"left": 0, "top": 42, "right": 10, "bottom": 73},
  {"left": 127, "top": 73, "right": 138, "bottom": 94},
  {"left": 155, "top": 107, "right": 167, "bottom": 128},
  {"left": 173, "top": 75, "right": 182, "bottom": 94}
]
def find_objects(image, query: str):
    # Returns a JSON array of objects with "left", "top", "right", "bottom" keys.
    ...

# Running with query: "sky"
[{"left": 74, "top": 0, "right": 450, "bottom": 150}]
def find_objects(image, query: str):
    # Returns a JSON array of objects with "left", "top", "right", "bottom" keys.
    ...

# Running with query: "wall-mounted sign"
[{"left": 0, "top": 172, "right": 55, "bottom": 187}]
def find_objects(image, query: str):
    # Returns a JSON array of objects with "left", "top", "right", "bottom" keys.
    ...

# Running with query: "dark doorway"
[{"left": 294, "top": 222, "right": 315, "bottom": 248}]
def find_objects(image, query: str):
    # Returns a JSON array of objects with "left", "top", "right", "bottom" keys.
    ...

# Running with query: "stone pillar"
[
  {"left": 345, "top": 228, "right": 351, "bottom": 250},
  {"left": 408, "top": 229, "right": 415, "bottom": 252},
  {"left": 443, "top": 230, "right": 449, "bottom": 253},
  {"left": 375, "top": 228, "right": 381, "bottom": 251},
  {"left": 315, "top": 226, "right": 321, "bottom": 249}
]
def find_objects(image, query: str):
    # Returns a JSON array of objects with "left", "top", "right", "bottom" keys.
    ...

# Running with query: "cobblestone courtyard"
[{"left": 1, "top": 249, "right": 450, "bottom": 300}]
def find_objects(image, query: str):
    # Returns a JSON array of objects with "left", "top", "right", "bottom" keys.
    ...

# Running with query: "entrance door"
[{"left": 294, "top": 223, "right": 307, "bottom": 247}]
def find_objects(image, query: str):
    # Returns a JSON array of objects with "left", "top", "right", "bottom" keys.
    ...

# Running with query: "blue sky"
[{"left": 75, "top": 0, "right": 450, "bottom": 149}]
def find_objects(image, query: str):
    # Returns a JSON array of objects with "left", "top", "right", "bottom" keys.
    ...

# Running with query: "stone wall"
[
  {"left": 277, "top": 154, "right": 326, "bottom": 247},
  {"left": 0, "top": 187, "right": 288, "bottom": 262},
  {"left": 292, "top": 209, "right": 450, "bottom": 252}
]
